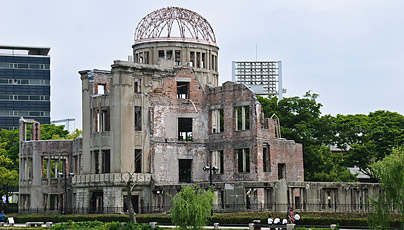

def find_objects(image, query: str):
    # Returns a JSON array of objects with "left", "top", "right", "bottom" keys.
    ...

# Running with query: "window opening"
[
  {"left": 263, "top": 144, "right": 271, "bottom": 172},
  {"left": 50, "top": 159, "right": 56, "bottom": 178},
  {"left": 211, "top": 150, "right": 224, "bottom": 174},
  {"left": 42, "top": 158, "right": 48, "bottom": 178},
  {"left": 190, "top": 51, "right": 195, "bottom": 67},
  {"left": 139, "top": 52, "right": 143, "bottom": 64},
  {"left": 196, "top": 52, "right": 201, "bottom": 68},
  {"left": 101, "top": 108, "right": 110, "bottom": 131},
  {"left": 158, "top": 50, "right": 165, "bottom": 59},
  {"left": 175, "top": 50, "right": 181, "bottom": 65},
  {"left": 236, "top": 106, "right": 250, "bottom": 131},
  {"left": 211, "top": 109, "right": 224, "bottom": 133},
  {"left": 166, "top": 50, "right": 173, "bottom": 60},
  {"left": 134, "top": 78, "right": 141, "bottom": 93},
  {"left": 211, "top": 55, "right": 215, "bottom": 70},
  {"left": 144, "top": 51, "right": 149, "bottom": 64},
  {"left": 135, "top": 106, "right": 142, "bottom": 131},
  {"left": 202, "top": 53, "right": 206, "bottom": 68},
  {"left": 101, "top": 150, "right": 110, "bottom": 173},
  {"left": 177, "top": 82, "right": 190, "bottom": 99},
  {"left": 50, "top": 194, "right": 59, "bottom": 210},
  {"left": 135, "top": 149, "right": 142, "bottom": 173},
  {"left": 178, "top": 118, "right": 192, "bottom": 141},
  {"left": 179, "top": 159, "right": 192, "bottom": 183},
  {"left": 90, "top": 191, "right": 103, "bottom": 213},
  {"left": 94, "top": 150, "right": 100, "bottom": 174},
  {"left": 97, "top": 84, "right": 106, "bottom": 95},
  {"left": 278, "top": 163, "right": 286, "bottom": 180},
  {"left": 237, "top": 148, "right": 250, "bottom": 173}
]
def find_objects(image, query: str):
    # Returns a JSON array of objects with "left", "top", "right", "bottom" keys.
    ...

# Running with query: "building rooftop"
[{"left": 0, "top": 45, "right": 50, "bottom": 56}]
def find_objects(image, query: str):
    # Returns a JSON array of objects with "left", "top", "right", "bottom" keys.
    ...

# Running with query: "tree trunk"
[{"left": 124, "top": 181, "right": 137, "bottom": 223}]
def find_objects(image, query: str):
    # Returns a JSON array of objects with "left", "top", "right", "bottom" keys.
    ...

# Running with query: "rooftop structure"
[{"left": 232, "top": 61, "right": 284, "bottom": 99}]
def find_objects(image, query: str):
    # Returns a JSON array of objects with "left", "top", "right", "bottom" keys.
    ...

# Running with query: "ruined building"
[{"left": 19, "top": 7, "right": 380, "bottom": 214}]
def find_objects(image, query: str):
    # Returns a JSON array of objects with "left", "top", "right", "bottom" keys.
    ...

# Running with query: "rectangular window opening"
[
  {"left": 178, "top": 118, "right": 192, "bottom": 141},
  {"left": 278, "top": 163, "right": 286, "bottom": 180},
  {"left": 144, "top": 51, "right": 149, "bottom": 64},
  {"left": 101, "top": 108, "right": 110, "bottom": 131},
  {"left": 211, "top": 150, "right": 224, "bottom": 174},
  {"left": 135, "top": 149, "right": 142, "bottom": 173},
  {"left": 236, "top": 106, "right": 250, "bottom": 131},
  {"left": 263, "top": 144, "right": 271, "bottom": 172},
  {"left": 196, "top": 52, "right": 201, "bottom": 68},
  {"left": 179, "top": 159, "right": 192, "bottom": 183},
  {"left": 202, "top": 53, "right": 206, "bottom": 68},
  {"left": 177, "top": 82, "right": 190, "bottom": 99},
  {"left": 175, "top": 50, "right": 181, "bottom": 65},
  {"left": 211, "top": 109, "right": 224, "bottom": 133},
  {"left": 158, "top": 50, "right": 165, "bottom": 59},
  {"left": 166, "top": 50, "right": 173, "bottom": 60},
  {"left": 101, "top": 150, "right": 110, "bottom": 173},
  {"left": 135, "top": 106, "right": 142, "bottom": 131},
  {"left": 190, "top": 51, "right": 195, "bottom": 67},
  {"left": 134, "top": 78, "right": 141, "bottom": 93},
  {"left": 97, "top": 84, "right": 106, "bottom": 95},
  {"left": 94, "top": 150, "right": 100, "bottom": 174},
  {"left": 237, "top": 148, "right": 250, "bottom": 173},
  {"left": 42, "top": 158, "right": 48, "bottom": 178}
]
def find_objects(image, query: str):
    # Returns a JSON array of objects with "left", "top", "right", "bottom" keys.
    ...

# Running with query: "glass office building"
[{"left": 0, "top": 46, "right": 50, "bottom": 130}]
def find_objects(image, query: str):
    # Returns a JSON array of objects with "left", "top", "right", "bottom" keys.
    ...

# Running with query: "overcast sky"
[{"left": 1, "top": 0, "right": 403, "bottom": 131}]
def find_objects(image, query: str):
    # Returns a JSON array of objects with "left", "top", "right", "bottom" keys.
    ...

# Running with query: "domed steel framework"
[{"left": 135, "top": 7, "right": 216, "bottom": 44}]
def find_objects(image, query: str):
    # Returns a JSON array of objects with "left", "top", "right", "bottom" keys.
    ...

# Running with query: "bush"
[{"left": 51, "top": 221, "right": 159, "bottom": 230}]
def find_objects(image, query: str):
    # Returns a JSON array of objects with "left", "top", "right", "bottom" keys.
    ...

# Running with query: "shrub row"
[
  {"left": 51, "top": 221, "right": 159, "bottom": 230},
  {"left": 10, "top": 212, "right": 402, "bottom": 228}
]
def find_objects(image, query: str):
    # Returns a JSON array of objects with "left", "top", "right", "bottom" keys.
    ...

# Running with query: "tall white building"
[{"left": 232, "top": 61, "right": 284, "bottom": 99}]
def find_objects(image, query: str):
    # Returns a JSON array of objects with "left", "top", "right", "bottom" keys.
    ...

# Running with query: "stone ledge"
[{"left": 73, "top": 173, "right": 152, "bottom": 185}]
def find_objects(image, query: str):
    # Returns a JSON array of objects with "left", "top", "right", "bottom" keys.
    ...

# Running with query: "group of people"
[{"left": 267, "top": 207, "right": 300, "bottom": 226}]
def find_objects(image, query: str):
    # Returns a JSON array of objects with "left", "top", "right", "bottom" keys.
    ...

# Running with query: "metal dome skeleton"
[{"left": 134, "top": 7, "right": 216, "bottom": 45}]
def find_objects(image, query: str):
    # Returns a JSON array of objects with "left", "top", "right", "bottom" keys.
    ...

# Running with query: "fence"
[{"left": 15, "top": 203, "right": 401, "bottom": 215}]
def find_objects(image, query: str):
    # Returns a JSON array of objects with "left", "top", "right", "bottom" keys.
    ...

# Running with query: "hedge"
[{"left": 8, "top": 212, "right": 403, "bottom": 228}]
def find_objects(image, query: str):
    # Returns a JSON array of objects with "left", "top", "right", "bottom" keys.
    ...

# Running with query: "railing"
[{"left": 15, "top": 203, "right": 402, "bottom": 214}]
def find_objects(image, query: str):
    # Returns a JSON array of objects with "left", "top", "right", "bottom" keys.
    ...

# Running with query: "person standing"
[
  {"left": 0, "top": 211, "right": 5, "bottom": 223},
  {"left": 287, "top": 207, "right": 295, "bottom": 224},
  {"left": 294, "top": 212, "right": 300, "bottom": 225}
]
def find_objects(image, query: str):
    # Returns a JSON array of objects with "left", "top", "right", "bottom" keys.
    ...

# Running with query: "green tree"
[
  {"left": 258, "top": 92, "right": 354, "bottom": 181},
  {"left": 65, "top": 129, "right": 82, "bottom": 140},
  {"left": 369, "top": 146, "right": 404, "bottom": 229},
  {"left": 170, "top": 185, "right": 216, "bottom": 230},
  {"left": 0, "top": 143, "right": 18, "bottom": 200},
  {"left": 0, "top": 129, "right": 19, "bottom": 170},
  {"left": 337, "top": 111, "right": 404, "bottom": 177},
  {"left": 307, "top": 145, "right": 356, "bottom": 182}
]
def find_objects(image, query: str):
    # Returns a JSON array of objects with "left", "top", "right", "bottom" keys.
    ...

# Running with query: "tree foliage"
[
  {"left": 258, "top": 93, "right": 355, "bottom": 182},
  {"left": 258, "top": 92, "right": 404, "bottom": 181},
  {"left": 0, "top": 142, "right": 18, "bottom": 198},
  {"left": 170, "top": 185, "right": 216, "bottom": 230},
  {"left": 369, "top": 147, "right": 404, "bottom": 229}
]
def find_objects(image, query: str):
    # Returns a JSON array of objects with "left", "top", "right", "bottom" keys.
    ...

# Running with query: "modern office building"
[
  {"left": 0, "top": 45, "right": 51, "bottom": 130},
  {"left": 232, "top": 61, "right": 284, "bottom": 99}
]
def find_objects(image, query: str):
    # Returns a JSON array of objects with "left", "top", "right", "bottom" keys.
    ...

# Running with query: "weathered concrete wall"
[{"left": 19, "top": 140, "right": 73, "bottom": 212}]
